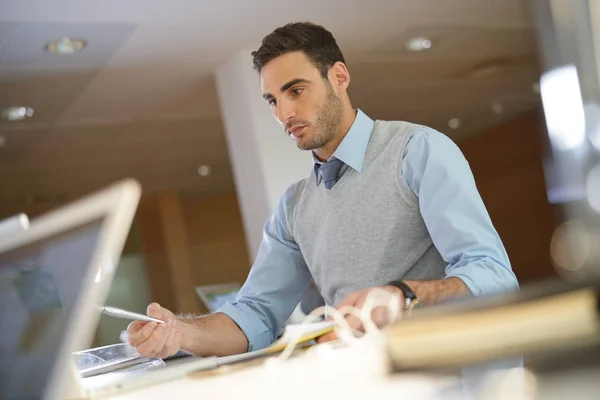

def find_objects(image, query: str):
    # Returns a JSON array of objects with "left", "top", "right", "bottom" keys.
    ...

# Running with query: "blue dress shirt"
[{"left": 218, "top": 110, "right": 519, "bottom": 351}]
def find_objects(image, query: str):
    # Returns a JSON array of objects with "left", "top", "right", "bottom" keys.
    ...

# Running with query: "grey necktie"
[{"left": 320, "top": 158, "right": 345, "bottom": 190}]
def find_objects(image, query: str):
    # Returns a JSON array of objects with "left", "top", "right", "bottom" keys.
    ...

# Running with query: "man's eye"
[
  {"left": 291, "top": 88, "right": 304, "bottom": 96},
  {"left": 268, "top": 99, "right": 277, "bottom": 106}
]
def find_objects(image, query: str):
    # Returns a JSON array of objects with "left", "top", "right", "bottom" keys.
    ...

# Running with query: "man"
[{"left": 128, "top": 22, "right": 518, "bottom": 358}]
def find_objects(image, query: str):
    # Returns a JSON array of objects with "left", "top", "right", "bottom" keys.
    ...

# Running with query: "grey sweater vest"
[{"left": 289, "top": 120, "right": 446, "bottom": 306}]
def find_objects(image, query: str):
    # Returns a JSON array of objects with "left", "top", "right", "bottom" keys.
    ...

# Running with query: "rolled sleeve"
[
  {"left": 403, "top": 128, "right": 519, "bottom": 296},
  {"left": 216, "top": 301, "right": 273, "bottom": 351}
]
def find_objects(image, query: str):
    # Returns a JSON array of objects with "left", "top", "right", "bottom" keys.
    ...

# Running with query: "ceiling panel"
[
  {"left": 0, "top": 22, "right": 137, "bottom": 70},
  {"left": 367, "top": 26, "right": 537, "bottom": 63},
  {"left": 0, "top": 70, "right": 100, "bottom": 125}
]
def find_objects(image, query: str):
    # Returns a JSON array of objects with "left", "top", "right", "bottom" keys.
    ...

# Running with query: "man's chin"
[{"left": 293, "top": 138, "right": 315, "bottom": 151}]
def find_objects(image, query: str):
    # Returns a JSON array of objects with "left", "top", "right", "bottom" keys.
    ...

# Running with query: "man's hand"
[
  {"left": 127, "top": 303, "right": 184, "bottom": 358},
  {"left": 317, "top": 285, "right": 403, "bottom": 343}
]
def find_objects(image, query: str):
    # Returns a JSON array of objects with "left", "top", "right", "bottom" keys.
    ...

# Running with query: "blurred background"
[{"left": 0, "top": 0, "right": 581, "bottom": 345}]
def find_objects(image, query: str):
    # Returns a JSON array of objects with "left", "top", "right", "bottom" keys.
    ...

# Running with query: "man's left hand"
[{"left": 317, "top": 285, "right": 403, "bottom": 343}]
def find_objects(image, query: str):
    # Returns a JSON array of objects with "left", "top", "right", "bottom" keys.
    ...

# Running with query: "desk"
[
  {"left": 97, "top": 338, "right": 600, "bottom": 400},
  {"left": 103, "top": 341, "right": 461, "bottom": 400}
]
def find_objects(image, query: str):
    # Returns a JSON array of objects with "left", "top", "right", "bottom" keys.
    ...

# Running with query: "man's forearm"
[
  {"left": 404, "top": 277, "right": 470, "bottom": 305},
  {"left": 177, "top": 312, "right": 248, "bottom": 357}
]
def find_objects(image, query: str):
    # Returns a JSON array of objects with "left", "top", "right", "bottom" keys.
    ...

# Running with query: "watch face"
[{"left": 407, "top": 300, "right": 423, "bottom": 314}]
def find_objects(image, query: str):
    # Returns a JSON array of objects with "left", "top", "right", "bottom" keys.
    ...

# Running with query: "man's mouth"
[{"left": 288, "top": 125, "right": 306, "bottom": 138}]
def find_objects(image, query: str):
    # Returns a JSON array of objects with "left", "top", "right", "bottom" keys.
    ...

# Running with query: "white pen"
[{"left": 101, "top": 305, "right": 165, "bottom": 324}]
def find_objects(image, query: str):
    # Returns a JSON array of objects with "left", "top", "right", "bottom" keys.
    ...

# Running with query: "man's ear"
[{"left": 329, "top": 61, "right": 350, "bottom": 94}]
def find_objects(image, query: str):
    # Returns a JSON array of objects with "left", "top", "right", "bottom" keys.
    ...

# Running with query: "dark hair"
[{"left": 251, "top": 22, "right": 346, "bottom": 78}]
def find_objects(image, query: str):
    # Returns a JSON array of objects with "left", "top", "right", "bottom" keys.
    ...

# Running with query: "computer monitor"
[{"left": 0, "top": 179, "right": 141, "bottom": 400}]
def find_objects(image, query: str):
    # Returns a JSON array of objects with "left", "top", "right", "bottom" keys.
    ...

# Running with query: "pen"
[{"left": 101, "top": 305, "right": 165, "bottom": 324}]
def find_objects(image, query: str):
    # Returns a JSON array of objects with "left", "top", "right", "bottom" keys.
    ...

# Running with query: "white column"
[{"left": 215, "top": 51, "right": 313, "bottom": 261}]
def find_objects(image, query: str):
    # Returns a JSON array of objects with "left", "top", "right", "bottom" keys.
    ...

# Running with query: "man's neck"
[{"left": 313, "top": 108, "right": 357, "bottom": 162}]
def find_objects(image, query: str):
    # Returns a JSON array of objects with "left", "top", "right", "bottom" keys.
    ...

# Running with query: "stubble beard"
[{"left": 296, "top": 82, "right": 343, "bottom": 151}]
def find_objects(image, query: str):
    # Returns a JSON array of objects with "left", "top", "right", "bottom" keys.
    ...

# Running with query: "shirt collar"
[{"left": 312, "top": 109, "right": 374, "bottom": 178}]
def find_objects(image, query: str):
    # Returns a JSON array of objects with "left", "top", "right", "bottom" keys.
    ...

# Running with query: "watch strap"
[{"left": 387, "top": 280, "right": 422, "bottom": 313}]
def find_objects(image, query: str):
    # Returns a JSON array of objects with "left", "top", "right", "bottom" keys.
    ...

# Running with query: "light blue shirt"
[{"left": 218, "top": 110, "right": 519, "bottom": 351}]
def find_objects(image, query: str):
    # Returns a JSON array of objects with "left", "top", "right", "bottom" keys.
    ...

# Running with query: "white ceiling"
[{"left": 0, "top": 0, "right": 542, "bottom": 216}]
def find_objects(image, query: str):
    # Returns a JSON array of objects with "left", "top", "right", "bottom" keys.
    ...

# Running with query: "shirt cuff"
[
  {"left": 445, "top": 259, "right": 519, "bottom": 297},
  {"left": 216, "top": 301, "right": 274, "bottom": 352}
]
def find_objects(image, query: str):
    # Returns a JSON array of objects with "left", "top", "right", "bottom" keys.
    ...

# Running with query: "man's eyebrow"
[
  {"left": 263, "top": 78, "right": 312, "bottom": 101},
  {"left": 280, "top": 78, "right": 311, "bottom": 92}
]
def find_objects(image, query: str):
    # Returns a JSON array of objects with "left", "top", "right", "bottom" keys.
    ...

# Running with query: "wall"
[
  {"left": 181, "top": 194, "right": 252, "bottom": 313},
  {"left": 136, "top": 192, "right": 250, "bottom": 315},
  {"left": 456, "top": 110, "right": 560, "bottom": 283}
]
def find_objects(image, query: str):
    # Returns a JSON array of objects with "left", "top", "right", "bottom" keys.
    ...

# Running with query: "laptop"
[{"left": 0, "top": 179, "right": 216, "bottom": 400}]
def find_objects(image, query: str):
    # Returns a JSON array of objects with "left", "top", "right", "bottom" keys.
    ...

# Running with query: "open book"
[{"left": 217, "top": 320, "right": 336, "bottom": 365}]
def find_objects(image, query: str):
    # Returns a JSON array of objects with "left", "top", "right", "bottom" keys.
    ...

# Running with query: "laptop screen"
[{"left": 0, "top": 220, "right": 103, "bottom": 400}]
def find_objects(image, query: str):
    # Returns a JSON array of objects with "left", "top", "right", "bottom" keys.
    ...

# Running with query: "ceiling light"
[
  {"left": 448, "top": 118, "right": 461, "bottom": 130},
  {"left": 492, "top": 102, "right": 504, "bottom": 115},
  {"left": 1, "top": 106, "right": 34, "bottom": 122},
  {"left": 406, "top": 37, "right": 432, "bottom": 52},
  {"left": 197, "top": 165, "right": 212, "bottom": 177},
  {"left": 44, "top": 37, "right": 87, "bottom": 54}
]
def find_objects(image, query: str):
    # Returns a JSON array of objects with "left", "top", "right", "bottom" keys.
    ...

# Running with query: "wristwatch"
[{"left": 387, "top": 280, "right": 422, "bottom": 314}]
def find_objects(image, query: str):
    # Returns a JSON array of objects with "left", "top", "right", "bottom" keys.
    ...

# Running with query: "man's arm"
[
  {"left": 402, "top": 277, "right": 470, "bottom": 305},
  {"left": 128, "top": 304, "right": 249, "bottom": 358},
  {"left": 401, "top": 127, "right": 519, "bottom": 301},
  {"left": 215, "top": 183, "right": 312, "bottom": 351},
  {"left": 177, "top": 312, "right": 248, "bottom": 357}
]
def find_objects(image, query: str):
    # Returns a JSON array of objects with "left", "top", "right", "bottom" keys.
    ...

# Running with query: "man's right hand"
[{"left": 127, "top": 303, "right": 183, "bottom": 358}]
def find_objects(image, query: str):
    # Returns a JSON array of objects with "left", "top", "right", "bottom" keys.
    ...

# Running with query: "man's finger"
[
  {"left": 136, "top": 322, "right": 166, "bottom": 356},
  {"left": 127, "top": 320, "right": 146, "bottom": 335},
  {"left": 336, "top": 290, "right": 364, "bottom": 309},
  {"left": 316, "top": 330, "right": 338, "bottom": 343},
  {"left": 156, "top": 321, "right": 178, "bottom": 358},
  {"left": 128, "top": 321, "right": 158, "bottom": 347},
  {"left": 149, "top": 321, "right": 171, "bottom": 356}
]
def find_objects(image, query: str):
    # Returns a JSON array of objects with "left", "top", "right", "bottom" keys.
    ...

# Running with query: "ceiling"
[{"left": 0, "top": 0, "right": 542, "bottom": 217}]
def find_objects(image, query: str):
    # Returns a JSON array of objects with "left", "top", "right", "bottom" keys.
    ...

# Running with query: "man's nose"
[{"left": 276, "top": 99, "right": 295, "bottom": 125}]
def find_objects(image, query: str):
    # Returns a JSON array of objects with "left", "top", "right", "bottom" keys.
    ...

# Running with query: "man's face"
[{"left": 260, "top": 51, "right": 342, "bottom": 151}]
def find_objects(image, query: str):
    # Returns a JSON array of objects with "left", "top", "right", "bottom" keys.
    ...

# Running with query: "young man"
[{"left": 127, "top": 22, "right": 518, "bottom": 358}]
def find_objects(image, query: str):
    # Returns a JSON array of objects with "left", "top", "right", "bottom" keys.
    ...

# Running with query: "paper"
[
  {"left": 268, "top": 320, "right": 335, "bottom": 352},
  {"left": 217, "top": 321, "right": 336, "bottom": 365}
]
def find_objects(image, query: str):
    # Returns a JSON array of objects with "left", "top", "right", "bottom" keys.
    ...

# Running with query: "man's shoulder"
[
  {"left": 374, "top": 120, "right": 455, "bottom": 146},
  {"left": 279, "top": 177, "right": 310, "bottom": 206},
  {"left": 374, "top": 119, "right": 424, "bottom": 133}
]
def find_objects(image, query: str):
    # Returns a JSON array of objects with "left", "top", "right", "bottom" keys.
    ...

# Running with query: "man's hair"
[{"left": 251, "top": 22, "right": 346, "bottom": 78}]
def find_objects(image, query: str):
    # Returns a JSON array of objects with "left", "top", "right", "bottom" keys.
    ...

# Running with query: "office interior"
[{"left": 1, "top": 0, "right": 599, "bottom": 398}]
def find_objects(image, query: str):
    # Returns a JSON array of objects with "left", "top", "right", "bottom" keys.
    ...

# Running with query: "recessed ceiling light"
[
  {"left": 1, "top": 106, "right": 34, "bottom": 122},
  {"left": 448, "top": 118, "right": 461, "bottom": 130},
  {"left": 197, "top": 165, "right": 212, "bottom": 177},
  {"left": 492, "top": 102, "right": 504, "bottom": 115},
  {"left": 406, "top": 37, "right": 432, "bottom": 52},
  {"left": 44, "top": 37, "right": 87, "bottom": 54}
]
